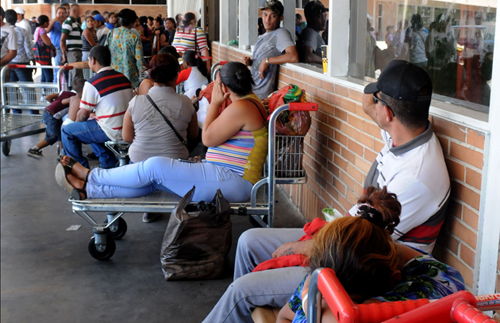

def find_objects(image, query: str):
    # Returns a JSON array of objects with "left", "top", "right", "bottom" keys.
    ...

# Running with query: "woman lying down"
[
  {"left": 55, "top": 62, "right": 268, "bottom": 203},
  {"left": 277, "top": 186, "right": 465, "bottom": 323}
]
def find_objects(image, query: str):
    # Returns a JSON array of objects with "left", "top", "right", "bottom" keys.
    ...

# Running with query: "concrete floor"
[{"left": 1, "top": 133, "right": 305, "bottom": 323}]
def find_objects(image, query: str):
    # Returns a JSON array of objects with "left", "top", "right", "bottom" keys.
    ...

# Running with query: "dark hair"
[
  {"left": 72, "top": 78, "right": 86, "bottom": 93},
  {"left": 296, "top": 13, "right": 302, "bottom": 20},
  {"left": 0, "top": 6, "right": 4, "bottom": 18},
  {"left": 166, "top": 17, "right": 176, "bottom": 29},
  {"left": 56, "top": 6, "right": 67, "bottom": 12},
  {"left": 183, "top": 12, "right": 195, "bottom": 27},
  {"left": 37, "top": 14, "right": 50, "bottom": 26},
  {"left": 411, "top": 13, "right": 423, "bottom": 31},
  {"left": 103, "top": 11, "right": 108, "bottom": 15},
  {"left": 85, "top": 15, "right": 94, "bottom": 22},
  {"left": 219, "top": 62, "right": 254, "bottom": 96},
  {"left": 5, "top": 9, "right": 16, "bottom": 25},
  {"left": 380, "top": 91, "right": 430, "bottom": 130},
  {"left": 183, "top": 50, "right": 207, "bottom": 77},
  {"left": 91, "top": 10, "right": 100, "bottom": 16},
  {"left": 159, "top": 45, "right": 179, "bottom": 59},
  {"left": 148, "top": 53, "right": 179, "bottom": 84},
  {"left": 308, "top": 186, "right": 400, "bottom": 302},
  {"left": 175, "top": 13, "right": 183, "bottom": 25},
  {"left": 139, "top": 16, "right": 149, "bottom": 37},
  {"left": 155, "top": 16, "right": 162, "bottom": 24},
  {"left": 147, "top": 16, "right": 154, "bottom": 22},
  {"left": 70, "top": 3, "right": 79, "bottom": 9},
  {"left": 89, "top": 45, "right": 111, "bottom": 67},
  {"left": 118, "top": 9, "right": 137, "bottom": 27}
]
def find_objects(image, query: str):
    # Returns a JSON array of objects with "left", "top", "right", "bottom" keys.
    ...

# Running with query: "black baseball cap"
[
  {"left": 304, "top": 1, "right": 328, "bottom": 19},
  {"left": 261, "top": 0, "right": 284, "bottom": 17},
  {"left": 364, "top": 60, "right": 433, "bottom": 102}
]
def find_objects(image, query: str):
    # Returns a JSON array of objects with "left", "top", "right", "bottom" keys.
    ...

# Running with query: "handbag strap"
[{"left": 145, "top": 94, "right": 187, "bottom": 146}]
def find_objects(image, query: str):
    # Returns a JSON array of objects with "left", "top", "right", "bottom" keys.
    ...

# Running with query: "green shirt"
[{"left": 61, "top": 16, "right": 82, "bottom": 50}]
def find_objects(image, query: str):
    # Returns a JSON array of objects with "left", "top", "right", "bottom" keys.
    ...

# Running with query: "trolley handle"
[
  {"left": 63, "top": 65, "right": 74, "bottom": 70},
  {"left": 289, "top": 102, "right": 318, "bottom": 111}
]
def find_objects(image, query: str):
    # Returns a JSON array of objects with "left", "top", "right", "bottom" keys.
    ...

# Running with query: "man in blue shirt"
[{"left": 46, "top": 6, "right": 66, "bottom": 82}]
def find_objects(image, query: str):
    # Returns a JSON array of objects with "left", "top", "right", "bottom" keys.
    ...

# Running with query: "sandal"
[{"left": 55, "top": 163, "right": 90, "bottom": 200}]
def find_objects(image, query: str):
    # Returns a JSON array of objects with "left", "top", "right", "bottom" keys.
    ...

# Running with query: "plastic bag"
[{"left": 160, "top": 187, "right": 232, "bottom": 281}]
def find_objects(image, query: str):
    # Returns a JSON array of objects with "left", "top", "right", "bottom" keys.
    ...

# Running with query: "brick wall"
[{"left": 213, "top": 42, "right": 489, "bottom": 291}]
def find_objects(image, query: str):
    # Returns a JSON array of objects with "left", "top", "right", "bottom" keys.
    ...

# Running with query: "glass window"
[
  {"left": 131, "top": 0, "right": 166, "bottom": 4},
  {"left": 350, "top": 0, "right": 495, "bottom": 112},
  {"left": 12, "top": 0, "right": 23, "bottom": 3},
  {"left": 27, "top": 0, "right": 38, "bottom": 3},
  {"left": 94, "top": 0, "right": 129, "bottom": 3}
]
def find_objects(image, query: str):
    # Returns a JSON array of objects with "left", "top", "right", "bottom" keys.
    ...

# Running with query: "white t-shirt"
[
  {"left": 348, "top": 124, "right": 451, "bottom": 253},
  {"left": 15, "top": 18, "right": 33, "bottom": 44},
  {"left": 1, "top": 24, "right": 18, "bottom": 60},
  {"left": 177, "top": 66, "right": 209, "bottom": 100},
  {"left": 127, "top": 86, "right": 195, "bottom": 162}
]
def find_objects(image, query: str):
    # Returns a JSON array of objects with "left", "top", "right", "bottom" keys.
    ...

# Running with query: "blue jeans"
[
  {"left": 61, "top": 119, "right": 117, "bottom": 169},
  {"left": 53, "top": 48, "right": 64, "bottom": 83},
  {"left": 202, "top": 228, "right": 308, "bottom": 323},
  {"left": 42, "top": 110, "right": 62, "bottom": 145},
  {"left": 41, "top": 67, "right": 53, "bottom": 83},
  {"left": 9, "top": 63, "right": 34, "bottom": 114},
  {"left": 86, "top": 157, "right": 254, "bottom": 202}
]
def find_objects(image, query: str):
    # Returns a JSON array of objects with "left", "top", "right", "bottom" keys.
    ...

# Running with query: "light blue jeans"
[
  {"left": 86, "top": 157, "right": 254, "bottom": 203},
  {"left": 202, "top": 228, "right": 308, "bottom": 323}
]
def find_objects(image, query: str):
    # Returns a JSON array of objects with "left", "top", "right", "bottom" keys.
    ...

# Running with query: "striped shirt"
[
  {"left": 172, "top": 27, "right": 208, "bottom": 55},
  {"left": 61, "top": 16, "right": 82, "bottom": 50},
  {"left": 80, "top": 67, "right": 133, "bottom": 140}
]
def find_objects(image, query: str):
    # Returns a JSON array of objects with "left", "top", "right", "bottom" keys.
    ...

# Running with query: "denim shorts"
[{"left": 42, "top": 109, "right": 63, "bottom": 145}]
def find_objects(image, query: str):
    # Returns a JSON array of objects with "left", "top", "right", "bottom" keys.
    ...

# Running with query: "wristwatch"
[{"left": 266, "top": 57, "right": 270, "bottom": 65}]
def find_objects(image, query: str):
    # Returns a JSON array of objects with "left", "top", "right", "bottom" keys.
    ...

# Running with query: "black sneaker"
[{"left": 27, "top": 148, "right": 43, "bottom": 158}]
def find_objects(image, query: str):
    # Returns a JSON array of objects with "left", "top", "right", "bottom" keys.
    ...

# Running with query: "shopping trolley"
[
  {"left": 210, "top": 61, "right": 229, "bottom": 80},
  {"left": 69, "top": 102, "right": 317, "bottom": 260},
  {"left": 1, "top": 65, "right": 71, "bottom": 156},
  {"left": 307, "top": 267, "right": 500, "bottom": 323}
]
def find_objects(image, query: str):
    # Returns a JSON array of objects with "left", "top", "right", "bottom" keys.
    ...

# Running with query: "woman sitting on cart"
[{"left": 55, "top": 61, "right": 268, "bottom": 203}]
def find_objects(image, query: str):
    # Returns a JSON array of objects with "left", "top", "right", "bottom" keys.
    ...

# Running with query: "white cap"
[{"left": 14, "top": 7, "right": 25, "bottom": 15}]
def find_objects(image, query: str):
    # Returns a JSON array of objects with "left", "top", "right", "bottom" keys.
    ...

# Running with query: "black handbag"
[{"left": 33, "top": 28, "right": 52, "bottom": 65}]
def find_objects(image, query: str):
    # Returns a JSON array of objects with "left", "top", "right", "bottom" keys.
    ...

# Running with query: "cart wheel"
[
  {"left": 249, "top": 215, "right": 268, "bottom": 228},
  {"left": 88, "top": 235, "right": 116, "bottom": 261},
  {"left": 105, "top": 217, "right": 128, "bottom": 240},
  {"left": 2, "top": 140, "right": 11, "bottom": 156}
]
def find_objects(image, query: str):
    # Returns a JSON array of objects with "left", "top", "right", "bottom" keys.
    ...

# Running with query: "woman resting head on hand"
[{"left": 277, "top": 186, "right": 465, "bottom": 323}]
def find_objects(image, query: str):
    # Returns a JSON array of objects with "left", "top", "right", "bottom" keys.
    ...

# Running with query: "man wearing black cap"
[
  {"left": 202, "top": 61, "right": 450, "bottom": 323},
  {"left": 296, "top": 0, "right": 328, "bottom": 64},
  {"left": 243, "top": 0, "right": 298, "bottom": 100}
]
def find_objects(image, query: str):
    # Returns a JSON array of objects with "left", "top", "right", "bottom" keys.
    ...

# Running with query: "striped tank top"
[{"left": 206, "top": 95, "right": 268, "bottom": 184}]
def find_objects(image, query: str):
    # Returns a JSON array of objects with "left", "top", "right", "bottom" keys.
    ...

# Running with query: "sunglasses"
[{"left": 373, "top": 93, "right": 396, "bottom": 117}]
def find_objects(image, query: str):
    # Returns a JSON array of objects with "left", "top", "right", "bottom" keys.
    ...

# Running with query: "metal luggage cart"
[
  {"left": 70, "top": 102, "right": 318, "bottom": 260},
  {"left": 1, "top": 65, "right": 70, "bottom": 156}
]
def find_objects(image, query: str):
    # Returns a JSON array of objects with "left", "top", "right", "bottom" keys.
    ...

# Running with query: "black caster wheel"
[
  {"left": 88, "top": 235, "right": 116, "bottom": 261},
  {"left": 2, "top": 140, "right": 11, "bottom": 156},
  {"left": 105, "top": 217, "right": 127, "bottom": 240},
  {"left": 249, "top": 215, "right": 268, "bottom": 228}
]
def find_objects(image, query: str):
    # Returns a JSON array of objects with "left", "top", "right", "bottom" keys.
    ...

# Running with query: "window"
[{"left": 350, "top": 0, "right": 495, "bottom": 112}]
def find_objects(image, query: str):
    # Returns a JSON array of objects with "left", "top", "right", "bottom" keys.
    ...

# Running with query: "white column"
[
  {"left": 328, "top": 0, "right": 349, "bottom": 76},
  {"left": 476, "top": 0, "right": 500, "bottom": 297},
  {"left": 220, "top": 0, "right": 237, "bottom": 45},
  {"left": 282, "top": 0, "right": 295, "bottom": 40},
  {"left": 239, "top": 0, "right": 258, "bottom": 50}
]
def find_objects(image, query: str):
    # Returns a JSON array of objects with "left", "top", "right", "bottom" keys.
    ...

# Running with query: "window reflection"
[{"left": 357, "top": 0, "right": 495, "bottom": 109}]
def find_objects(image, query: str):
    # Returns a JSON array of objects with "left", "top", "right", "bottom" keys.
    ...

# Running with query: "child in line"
[
  {"left": 27, "top": 78, "right": 85, "bottom": 158},
  {"left": 277, "top": 186, "right": 465, "bottom": 323}
]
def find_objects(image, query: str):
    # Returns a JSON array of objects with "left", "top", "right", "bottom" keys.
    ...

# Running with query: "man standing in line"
[
  {"left": 93, "top": 14, "right": 109, "bottom": 45},
  {"left": 47, "top": 6, "right": 67, "bottom": 82},
  {"left": 243, "top": 0, "right": 298, "bottom": 100},
  {"left": 60, "top": 3, "right": 83, "bottom": 83},
  {"left": 296, "top": 1, "right": 328, "bottom": 65},
  {"left": 1, "top": 6, "right": 18, "bottom": 66},
  {"left": 61, "top": 46, "right": 133, "bottom": 169},
  {"left": 14, "top": 7, "right": 32, "bottom": 44}
]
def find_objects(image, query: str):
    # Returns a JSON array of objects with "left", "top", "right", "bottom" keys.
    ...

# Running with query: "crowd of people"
[{"left": 1, "top": 1, "right": 469, "bottom": 322}]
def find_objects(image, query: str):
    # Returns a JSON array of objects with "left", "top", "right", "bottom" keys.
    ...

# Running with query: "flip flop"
[{"left": 55, "top": 163, "right": 89, "bottom": 200}]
